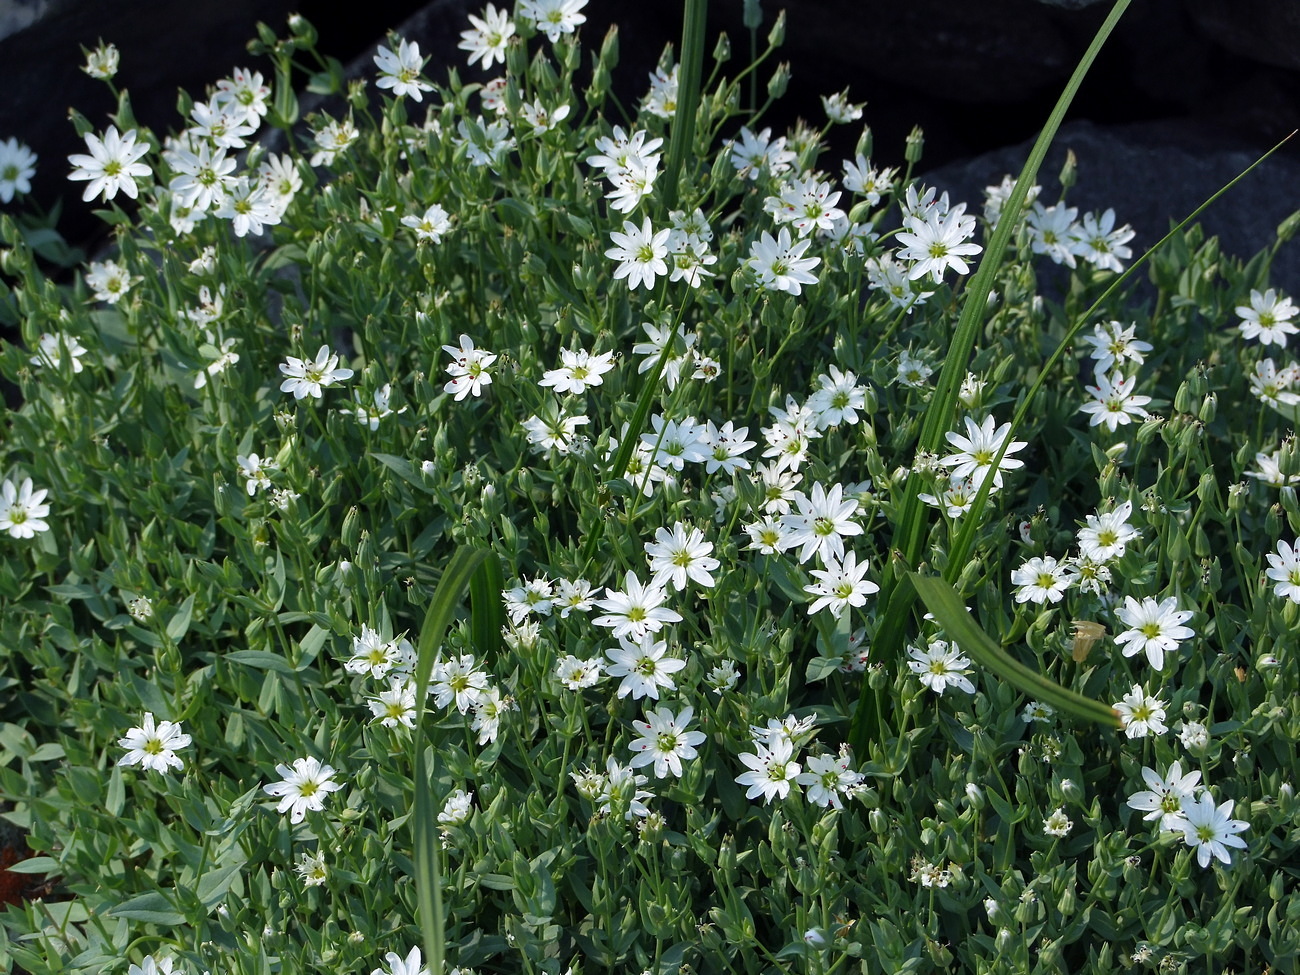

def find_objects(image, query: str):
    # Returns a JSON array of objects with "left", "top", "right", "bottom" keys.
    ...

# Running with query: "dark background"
[{"left": 0, "top": 0, "right": 1297, "bottom": 268}]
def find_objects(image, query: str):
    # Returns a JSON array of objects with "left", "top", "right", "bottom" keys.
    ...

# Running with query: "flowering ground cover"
[{"left": 1, "top": 1, "right": 1299, "bottom": 972}]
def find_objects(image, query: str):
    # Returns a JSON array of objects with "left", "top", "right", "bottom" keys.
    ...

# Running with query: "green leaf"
[
  {"left": 908, "top": 572, "right": 1120, "bottom": 728},
  {"left": 108, "top": 891, "right": 185, "bottom": 925},
  {"left": 225, "top": 650, "right": 299, "bottom": 675},
  {"left": 412, "top": 546, "right": 489, "bottom": 975},
  {"left": 167, "top": 594, "right": 195, "bottom": 642}
]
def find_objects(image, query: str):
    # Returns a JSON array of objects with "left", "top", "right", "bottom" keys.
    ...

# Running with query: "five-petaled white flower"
[
  {"left": 1077, "top": 500, "right": 1139, "bottom": 563},
  {"left": 0, "top": 477, "right": 51, "bottom": 539},
  {"left": 67, "top": 125, "right": 152, "bottom": 202},
  {"left": 645, "top": 522, "right": 719, "bottom": 591},
  {"left": 1171, "top": 792, "right": 1249, "bottom": 868},
  {"left": 402, "top": 203, "right": 452, "bottom": 243},
  {"left": 782, "top": 481, "right": 864, "bottom": 565},
  {"left": 940, "top": 415, "right": 1027, "bottom": 491},
  {"left": 604, "top": 632, "right": 685, "bottom": 700},
  {"left": 796, "top": 751, "right": 864, "bottom": 809},
  {"left": 1080, "top": 371, "right": 1152, "bottom": 432},
  {"left": 605, "top": 218, "right": 671, "bottom": 290},
  {"left": 117, "top": 713, "right": 192, "bottom": 773},
  {"left": 906, "top": 640, "right": 975, "bottom": 695},
  {"left": 263, "top": 756, "right": 344, "bottom": 823},
  {"left": 442, "top": 334, "right": 498, "bottom": 401},
  {"left": 746, "top": 227, "right": 821, "bottom": 295},
  {"left": 895, "top": 201, "right": 982, "bottom": 283},
  {"left": 1265, "top": 539, "right": 1300, "bottom": 604},
  {"left": 1114, "top": 683, "right": 1167, "bottom": 739},
  {"left": 1126, "top": 761, "right": 1202, "bottom": 831},
  {"left": 279, "top": 345, "right": 354, "bottom": 400},
  {"left": 1010, "top": 555, "right": 1078, "bottom": 605},
  {"left": 374, "top": 38, "right": 434, "bottom": 101},
  {"left": 0, "top": 136, "right": 38, "bottom": 203},
  {"left": 1114, "top": 595, "right": 1194, "bottom": 671},
  {"left": 803, "top": 551, "right": 879, "bottom": 618},
  {"left": 519, "top": 0, "right": 588, "bottom": 42},
  {"left": 627, "top": 705, "right": 706, "bottom": 778},
  {"left": 1237, "top": 288, "right": 1299, "bottom": 347},
  {"left": 735, "top": 737, "right": 801, "bottom": 804},
  {"left": 458, "top": 3, "right": 516, "bottom": 69}
]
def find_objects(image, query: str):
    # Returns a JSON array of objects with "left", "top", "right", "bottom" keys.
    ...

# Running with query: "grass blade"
[
  {"left": 909, "top": 572, "right": 1120, "bottom": 728},
  {"left": 411, "top": 545, "right": 489, "bottom": 975}
]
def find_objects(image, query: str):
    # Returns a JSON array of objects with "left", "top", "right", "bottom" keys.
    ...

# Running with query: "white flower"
[
  {"left": 431, "top": 654, "right": 491, "bottom": 713},
  {"left": 1080, "top": 320, "right": 1152, "bottom": 374},
  {"left": 370, "top": 945, "right": 430, "bottom": 975},
  {"left": 1021, "top": 701, "right": 1056, "bottom": 723},
  {"left": 605, "top": 218, "right": 671, "bottom": 290},
  {"left": 116, "top": 713, "right": 191, "bottom": 773},
  {"left": 1080, "top": 371, "right": 1152, "bottom": 432},
  {"left": 726, "top": 126, "right": 796, "bottom": 179},
  {"left": 166, "top": 142, "right": 235, "bottom": 213},
  {"left": 438, "top": 789, "right": 474, "bottom": 826},
  {"left": 402, "top": 203, "right": 452, "bottom": 243},
  {"left": 339, "top": 384, "right": 406, "bottom": 430},
  {"left": 627, "top": 705, "right": 706, "bottom": 779},
  {"left": 796, "top": 751, "right": 864, "bottom": 809},
  {"left": 906, "top": 640, "right": 975, "bottom": 695},
  {"left": 296, "top": 850, "right": 328, "bottom": 887},
  {"left": 0, "top": 477, "right": 51, "bottom": 539},
  {"left": 458, "top": 3, "right": 516, "bottom": 69},
  {"left": 519, "top": 0, "right": 588, "bottom": 42},
  {"left": 1265, "top": 539, "right": 1300, "bottom": 604},
  {"left": 1126, "top": 761, "right": 1202, "bottom": 831},
  {"left": 236, "top": 453, "right": 275, "bottom": 496},
  {"left": 1070, "top": 209, "right": 1135, "bottom": 273},
  {"left": 81, "top": 40, "right": 120, "bottom": 80},
  {"left": 1043, "top": 807, "right": 1073, "bottom": 837},
  {"left": 127, "top": 956, "right": 177, "bottom": 975},
  {"left": 1025, "top": 202, "right": 1084, "bottom": 267},
  {"left": 645, "top": 522, "right": 719, "bottom": 591},
  {"left": 345, "top": 626, "right": 405, "bottom": 679},
  {"left": 1237, "top": 288, "right": 1299, "bottom": 347},
  {"left": 895, "top": 202, "right": 982, "bottom": 283},
  {"left": 67, "top": 125, "right": 151, "bottom": 202},
  {"left": 803, "top": 551, "right": 879, "bottom": 618},
  {"left": 279, "top": 345, "right": 354, "bottom": 400},
  {"left": 596, "top": 757, "right": 653, "bottom": 820},
  {"left": 374, "top": 38, "right": 434, "bottom": 101},
  {"left": 187, "top": 99, "right": 257, "bottom": 149},
  {"left": 745, "top": 227, "right": 821, "bottom": 295},
  {"left": 0, "top": 136, "right": 38, "bottom": 203},
  {"left": 745, "top": 514, "right": 793, "bottom": 556},
  {"left": 940, "top": 415, "right": 1027, "bottom": 491},
  {"left": 30, "top": 331, "right": 88, "bottom": 373},
  {"left": 1114, "top": 683, "right": 1167, "bottom": 739},
  {"left": 310, "top": 115, "right": 360, "bottom": 167},
  {"left": 555, "top": 578, "right": 596, "bottom": 617},
  {"left": 368, "top": 678, "right": 418, "bottom": 729},
  {"left": 213, "top": 67, "right": 271, "bottom": 121},
  {"left": 520, "top": 97, "right": 571, "bottom": 133},
  {"left": 603, "top": 632, "right": 685, "bottom": 700},
  {"left": 442, "top": 334, "right": 497, "bottom": 401},
  {"left": 85, "top": 259, "right": 140, "bottom": 304},
  {"left": 1114, "top": 596, "right": 1194, "bottom": 671},
  {"left": 471, "top": 686, "right": 511, "bottom": 744},
  {"left": 539, "top": 347, "right": 615, "bottom": 394},
  {"left": 555, "top": 654, "right": 605, "bottom": 690},
  {"left": 1010, "top": 555, "right": 1077, "bottom": 605},
  {"left": 1177, "top": 720, "right": 1210, "bottom": 752},
  {"left": 1077, "top": 500, "right": 1139, "bottom": 563},
  {"left": 735, "top": 738, "right": 801, "bottom": 804},
  {"left": 263, "top": 756, "right": 344, "bottom": 824},
  {"left": 1171, "top": 792, "right": 1249, "bottom": 868},
  {"left": 782, "top": 482, "right": 863, "bottom": 565},
  {"left": 821, "top": 88, "right": 864, "bottom": 124}
]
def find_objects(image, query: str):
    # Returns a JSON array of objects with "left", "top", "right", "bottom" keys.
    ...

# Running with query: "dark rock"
[
  {"left": 1186, "top": 0, "right": 1300, "bottom": 72},
  {"left": 922, "top": 118, "right": 1300, "bottom": 293}
]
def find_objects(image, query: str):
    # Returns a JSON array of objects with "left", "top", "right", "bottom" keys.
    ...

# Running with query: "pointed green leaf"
[{"left": 908, "top": 572, "right": 1120, "bottom": 728}]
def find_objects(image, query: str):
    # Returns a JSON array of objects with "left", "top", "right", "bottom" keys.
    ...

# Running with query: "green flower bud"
[
  {"left": 905, "top": 126, "right": 925, "bottom": 165},
  {"left": 766, "top": 61, "right": 791, "bottom": 100}
]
